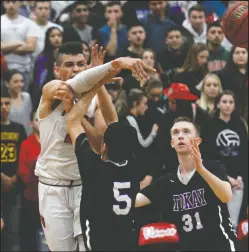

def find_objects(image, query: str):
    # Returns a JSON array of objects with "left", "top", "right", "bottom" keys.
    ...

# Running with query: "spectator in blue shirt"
[
  {"left": 140, "top": 0, "right": 175, "bottom": 54},
  {"left": 98, "top": 1, "right": 128, "bottom": 60}
]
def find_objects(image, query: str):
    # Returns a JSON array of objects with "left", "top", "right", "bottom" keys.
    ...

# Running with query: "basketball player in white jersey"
[{"left": 35, "top": 41, "right": 156, "bottom": 251}]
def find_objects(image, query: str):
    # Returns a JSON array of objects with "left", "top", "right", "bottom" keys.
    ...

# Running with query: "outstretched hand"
[{"left": 87, "top": 44, "right": 106, "bottom": 69}]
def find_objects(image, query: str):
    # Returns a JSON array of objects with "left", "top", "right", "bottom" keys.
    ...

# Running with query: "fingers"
[{"left": 142, "top": 61, "right": 157, "bottom": 73}]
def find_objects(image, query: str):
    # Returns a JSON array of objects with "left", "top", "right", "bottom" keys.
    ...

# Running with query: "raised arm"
[{"left": 191, "top": 138, "right": 232, "bottom": 203}]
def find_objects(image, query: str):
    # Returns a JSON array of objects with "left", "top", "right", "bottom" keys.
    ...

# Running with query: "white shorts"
[{"left": 38, "top": 177, "right": 85, "bottom": 251}]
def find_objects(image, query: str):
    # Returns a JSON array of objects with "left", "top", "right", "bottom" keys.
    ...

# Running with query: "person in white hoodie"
[{"left": 182, "top": 4, "right": 207, "bottom": 45}]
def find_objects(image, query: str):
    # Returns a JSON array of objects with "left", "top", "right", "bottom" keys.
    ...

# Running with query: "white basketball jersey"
[{"left": 35, "top": 96, "right": 97, "bottom": 180}]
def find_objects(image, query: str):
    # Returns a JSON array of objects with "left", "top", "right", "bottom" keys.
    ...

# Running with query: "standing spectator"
[
  {"left": 202, "top": 90, "right": 248, "bottom": 230},
  {"left": 63, "top": 2, "right": 95, "bottom": 45},
  {"left": 51, "top": 1, "right": 75, "bottom": 23},
  {"left": 123, "top": 22, "right": 146, "bottom": 58},
  {"left": 140, "top": 0, "right": 175, "bottom": 54},
  {"left": 196, "top": 73, "right": 223, "bottom": 114},
  {"left": 19, "top": 1, "right": 35, "bottom": 19},
  {"left": 158, "top": 26, "right": 190, "bottom": 73},
  {"left": 206, "top": 21, "right": 229, "bottom": 72},
  {"left": 1, "top": 52, "right": 8, "bottom": 76},
  {"left": 32, "top": 1, "right": 63, "bottom": 60},
  {"left": 32, "top": 27, "right": 63, "bottom": 112},
  {"left": 19, "top": 112, "right": 49, "bottom": 251},
  {"left": 215, "top": 46, "right": 248, "bottom": 119},
  {"left": 86, "top": 0, "right": 106, "bottom": 29},
  {"left": 4, "top": 70, "right": 33, "bottom": 136},
  {"left": 99, "top": 1, "right": 129, "bottom": 59},
  {"left": 1, "top": 1, "right": 39, "bottom": 91},
  {"left": 173, "top": 43, "right": 209, "bottom": 97},
  {"left": 1, "top": 85, "right": 27, "bottom": 251},
  {"left": 182, "top": 4, "right": 207, "bottom": 44}
]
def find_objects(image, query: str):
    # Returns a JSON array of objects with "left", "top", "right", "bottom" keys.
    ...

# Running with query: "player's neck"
[{"left": 178, "top": 154, "right": 195, "bottom": 174}]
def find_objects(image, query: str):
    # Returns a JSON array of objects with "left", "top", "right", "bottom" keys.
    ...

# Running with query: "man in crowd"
[
  {"left": 1, "top": 1, "right": 39, "bottom": 91},
  {"left": 206, "top": 21, "right": 229, "bottom": 72}
]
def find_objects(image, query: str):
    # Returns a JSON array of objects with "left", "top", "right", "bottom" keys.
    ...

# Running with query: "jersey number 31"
[{"left": 113, "top": 182, "right": 131, "bottom": 215}]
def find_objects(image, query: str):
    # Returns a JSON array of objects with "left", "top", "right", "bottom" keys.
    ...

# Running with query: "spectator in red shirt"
[{"left": 18, "top": 112, "right": 46, "bottom": 251}]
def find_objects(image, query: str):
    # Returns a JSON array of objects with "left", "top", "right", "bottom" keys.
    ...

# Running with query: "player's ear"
[{"left": 170, "top": 139, "right": 174, "bottom": 148}]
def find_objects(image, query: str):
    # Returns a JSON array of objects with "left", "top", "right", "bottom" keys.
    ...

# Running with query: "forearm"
[
  {"left": 105, "top": 28, "right": 118, "bottom": 56},
  {"left": 14, "top": 43, "right": 35, "bottom": 54},
  {"left": 135, "top": 193, "right": 151, "bottom": 208},
  {"left": 66, "top": 62, "right": 114, "bottom": 94},
  {"left": 198, "top": 166, "right": 232, "bottom": 203},
  {"left": 97, "top": 86, "right": 118, "bottom": 125},
  {"left": 81, "top": 118, "right": 103, "bottom": 154},
  {"left": 1, "top": 42, "right": 22, "bottom": 53}
]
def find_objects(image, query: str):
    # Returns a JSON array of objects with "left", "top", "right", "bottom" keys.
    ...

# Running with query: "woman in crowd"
[
  {"left": 5, "top": 70, "right": 33, "bottom": 136},
  {"left": 215, "top": 46, "right": 248, "bottom": 120},
  {"left": 123, "top": 49, "right": 166, "bottom": 92},
  {"left": 173, "top": 43, "right": 209, "bottom": 97},
  {"left": 202, "top": 90, "right": 248, "bottom": 230},
  {"left": 81, "top": 40, "right": 91, "bottom": 65},
  {"left": 32, "top": 26, "right": 63, "bottom": 112},
  {"left": 196, "top": 73, "right": 223, "bottom": 114}
]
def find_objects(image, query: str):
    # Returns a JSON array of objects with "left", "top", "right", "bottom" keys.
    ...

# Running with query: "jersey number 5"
[{"left": 113, "top": 182, "right": 132, "bottom": 215}]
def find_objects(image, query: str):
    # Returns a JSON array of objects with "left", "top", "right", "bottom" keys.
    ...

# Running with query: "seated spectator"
[
  {"left": 31, "top": 1, "right": 63, "bottom": 61},
  {"left": 173, "top": 43, "right": 209, "bottom": 97},
  {"left": 123, "top": 22, "right": 146, "bottom": 58},
  {"left": 206, "top": 21, "right": 229, "bottom": 72},
  {"left": 1, "top": 1, "right": 39, "bottom": 91},
  {"left": 123, "top": 49, "right": 166, "bottom": 91},
  {"left": 202, "top": 90, "right": 248, "bottom": 230},
  {"left": 32, "top": 27, "right": 63, "bottom": 112},
  {"left": 182, "top": 4, "right": 206, "bottom": 44},
  {"left": 215, "top": 46, "right": 248, "bottom": 119},
  {"left": 125, "top": 89, "right": 159, "bottom": 149},
  {"left": 196, "top": 73, "right": 223, "bottom": 114},
  {"left": 158, "top": 26, "right": 190, "bottom": 73},
  {"left": 99, "top": 1, "right": 129, "bottom": 60},
  {"left": 82, "top": 40, "right": 91, "bottom": 65},
  {"left": 18, "top": 112, "right": 48, "bottom": 251},
  {"left": 63, "top": 1, "right": 95, "bottom": 45},
  {"left": 140, "top": 0, "right": 175, "bottom": 54},
  {"left": 1, "top": 85, "right": 27, "bottom": 251},
  {"left": 4, "top": 70, "right": 33, "bottom": 136}
]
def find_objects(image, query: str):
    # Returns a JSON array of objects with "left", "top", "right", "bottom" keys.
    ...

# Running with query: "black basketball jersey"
[
  {"left": 75, "top": 133, "right": 140, "bottom": 251},
  {"left": 141, "top": 160, "right": 237, "bottom": 251}
]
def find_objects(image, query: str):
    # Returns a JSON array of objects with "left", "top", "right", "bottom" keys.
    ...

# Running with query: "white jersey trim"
[{"left": 218, "top": 205, "right": 235, "bottom": 252}]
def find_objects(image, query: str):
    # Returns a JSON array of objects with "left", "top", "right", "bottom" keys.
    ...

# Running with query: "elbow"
[{"left": 220, "top": 184, "right": 233, "bottom": 203}]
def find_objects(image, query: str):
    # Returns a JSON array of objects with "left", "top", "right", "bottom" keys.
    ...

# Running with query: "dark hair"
[
  {"left": 4, "top": 69, "right": 23, "bottom": 83},
  {"left": 1, "top": 85, "right": 10, "bottom": 98},
  {"left": 188, "top": 4, "right": 205, "bottom": 17},
  {"left": 43, "top": 26, "right": 62, "bottom": 57},
  {"left": 106, "top": 1, "right": 121, "bottom": 9},
  {"left": 127, "top": 89, "right": 146, "bottom": 110},
  {"left": 127, "top": 21, "right": 144, "bottom": 31},
  {"left": 55, "top": 42, "right": 83, "bottom": 66},
  {"left": 143, "top": 78, "right": 163, "bottom": 94},
  {"left": 33, "top": 0, "right": 51, "bottom": 9},
  {"left": 70, "top": 1, "right": 88, "bottom": 12},
  {"left": 212, "top": 90, "right": 238, "bottom": 119},
  {"left": 166, "top": 26, "right": 183, "bottom": 38},
  {"left": 104, "top": 122, "right": 138, "bottom": 162},
  {"left": 207, "top": 21, "right": 222, "bottom": 32},
  {"left": 224, "top": 46, "right": 248, "bottom": 73},
  {"left": 172, "top": 116, "right": 200, "bottom": 136}
]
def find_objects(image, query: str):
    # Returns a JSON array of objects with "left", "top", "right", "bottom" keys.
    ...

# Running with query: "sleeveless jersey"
[{"left": 35, "top": 97, "right": 97, "bottom": 180}]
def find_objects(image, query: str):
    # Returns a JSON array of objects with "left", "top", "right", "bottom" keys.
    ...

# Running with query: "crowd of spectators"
[{"left": 1, "top": 1, "right": 248, "bottom": 251}]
